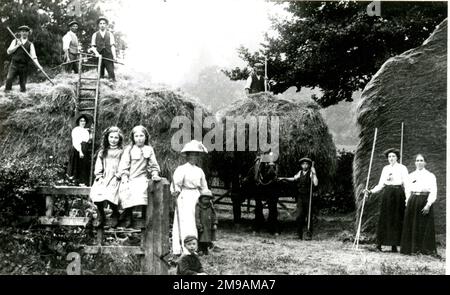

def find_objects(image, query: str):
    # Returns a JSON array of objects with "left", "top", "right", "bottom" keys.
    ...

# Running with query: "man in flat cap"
[
  {"left": 4, "top": 25, "right": 43, "bottom": 93},
  {"left": 90, "top": 17, "right": 117, "bottom": 81},
  {"left": 62, "top": 20, "right": 80, "bottom": 74},
  {"left": 244, "top": 62, "right": 270, "bottom": 96},
  {"left": 280, "top": 157, "right": 318, "bottom": 240}
]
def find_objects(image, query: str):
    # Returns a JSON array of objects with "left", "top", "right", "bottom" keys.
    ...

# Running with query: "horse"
[{"left": 239, "top": 155, "right": 281, "bottom": 234}]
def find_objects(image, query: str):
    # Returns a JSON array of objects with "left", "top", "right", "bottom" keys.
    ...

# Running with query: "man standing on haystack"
[
  {"left": 4, "top": 25, "right": 43, "bottom": 93},
  {"left": 280, "top": 157, "right": 318, "bottom": 240},
  {"left": 62, "top": 20, "right": 80, "bottom": 74},
  {"left": 90, "top": 16, "right": 116, "bottom": 81},
  {"left": 244, "top": 62, "right": 270, "bottom": 96}
]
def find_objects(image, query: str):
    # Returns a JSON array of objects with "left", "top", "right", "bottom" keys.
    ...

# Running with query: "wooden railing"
[{"left": 28, "top": 178, "right": 171, "bottom": 275}]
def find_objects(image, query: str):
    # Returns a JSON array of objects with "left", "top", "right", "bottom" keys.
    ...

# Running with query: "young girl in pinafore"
[
  {"left": 118, "top": 125, "right": 161, "bottom": 227},
  {"left": 89, "top": 126, "right": 124, "bottom": 228}
]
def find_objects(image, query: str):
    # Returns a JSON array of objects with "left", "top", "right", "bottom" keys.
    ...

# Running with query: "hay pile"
[
  {"left": 0, "top": 69, "right": 211, "bottom": 179},
  {"left": 354, "top": 19, "right": 447, "bottom": 236},
  {"left": 215, "top": 92, "right": 337, "bottom": 191}
]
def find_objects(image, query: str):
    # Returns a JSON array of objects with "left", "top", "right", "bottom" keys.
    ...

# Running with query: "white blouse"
[
  {"left": 71, "top": 126, "right": 90, "bottom": 153},
  {"left": 371, "top": 162, "right": 409, "bottom": 194},
  {"left": 170, "top": 162, "right": 208, "bottom": 194},
  {"left": 405, "top": 169, "right": 437, "bottom": 207}
]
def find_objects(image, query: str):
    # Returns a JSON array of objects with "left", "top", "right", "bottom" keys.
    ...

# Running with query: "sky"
[{"left": 108, "top": 0, "right": 289, "bottom": 86}]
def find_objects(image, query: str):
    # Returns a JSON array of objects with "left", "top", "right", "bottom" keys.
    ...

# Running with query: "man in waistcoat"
[
  {"left": 62, "top": 20, "right": 80, "bottom": 74},
  {"left": 4, "top": 25, "right": 43, "bottom": 93},
  {"left": 245, "top": 62, "right": 269, "bottom": 95},
  {"left": 280, "top": 157, "right": 318, "bottom": 240},
  {"left": 90, "top": 16, "right": 116, "bottom": 81}
]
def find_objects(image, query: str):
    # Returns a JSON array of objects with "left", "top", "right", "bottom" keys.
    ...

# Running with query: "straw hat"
[
  {"left": 181, "top": 140, "right": 208, "bottom": 154},
  {"left": 299, "top": 157, "right": 312, "bottom": 165}
]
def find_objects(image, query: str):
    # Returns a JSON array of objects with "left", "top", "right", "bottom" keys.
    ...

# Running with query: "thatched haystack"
[
  {"left": 215, "top": 92, "right": 337, "bottom": 191},
  {"left": 0, "top": 70, "right": 211, "bottom": 179},
  {"left": 354, "top": 19, "right": 447, "bottom": 236}
]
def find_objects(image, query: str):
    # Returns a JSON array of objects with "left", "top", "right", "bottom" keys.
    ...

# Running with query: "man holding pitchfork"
[{"left": 280, "top": 157, "right": 318, "bottom": 240}]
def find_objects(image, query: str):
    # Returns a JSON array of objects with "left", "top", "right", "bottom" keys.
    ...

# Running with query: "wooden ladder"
[{"left": 75, "top": 53, "right": 102, "bottom": 184}]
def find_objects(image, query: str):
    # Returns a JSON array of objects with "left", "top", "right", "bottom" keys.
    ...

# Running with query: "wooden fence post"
[{"left": 143, "top": 178, "right": 170, "bottom": 275}]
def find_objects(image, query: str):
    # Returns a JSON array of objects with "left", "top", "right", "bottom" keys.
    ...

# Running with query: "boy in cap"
[
  {"left": 4, "top": 25, "right": 43, "bottom": 92},
  {"left": 90, "top": 17, "right": 116, "bottom": 81},
  {"left": 176, "top": 235, "right": 207, "bottom": 275},
  {"left": 62, "top": 20, "right": 80, "bottom": 73},
  {"left": 245, "top": 62, "right": 270, "bottom": 95},
  {"left": 195, "top": 188, "right": 218, "bottom": 255},
  {"left": 280, "top": 157, "right": 318, "bottom": 240}
]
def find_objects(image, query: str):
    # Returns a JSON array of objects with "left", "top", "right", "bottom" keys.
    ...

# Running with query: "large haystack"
[
  {"left": 215, "top": 92, "right": 337, "bottom": 191},
  {"left": 0, "top": 69, "right": 211, "bottom": 179},
  {"left": 354, "top": 20, "right": 447, "bottom": 236}
]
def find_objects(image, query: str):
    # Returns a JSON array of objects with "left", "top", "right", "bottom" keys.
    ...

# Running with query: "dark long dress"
[
  {"left": 400, "top": 193, "right": 437, "bottom": 255},
  {"left": 377, "top": 185, "right": 406, "bottom": 246},
  {"left": 67, "top": 141, "right": 91, "bottom": 185}
]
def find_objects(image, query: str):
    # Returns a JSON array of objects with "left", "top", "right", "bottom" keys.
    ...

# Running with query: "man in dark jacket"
[
  {"left": 245, "top": 62, "right": 270, "bottom": 95},
  {"left": 176, "top": 236, "right": 207, "bottom": 275},
  {"left": 90, "top": 17, "right": 116, "bottom": 81},
  {"left": 4, "top": 25, "right": 43, "bottom": 92}
]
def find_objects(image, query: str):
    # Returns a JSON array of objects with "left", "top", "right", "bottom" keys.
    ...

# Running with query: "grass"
[{"left": 190, "top": 206, "right": 445, "bottom": 275}]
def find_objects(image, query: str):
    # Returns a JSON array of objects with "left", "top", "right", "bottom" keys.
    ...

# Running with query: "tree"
[
  {"left": 0, "top": 0, "right": 127, "bottom": 83},
  {"left": 182, "top": 66, "right": 245, "bottom": 113},
  {"left": 224, "top": 1, "right": 447, "bottom": 107}
]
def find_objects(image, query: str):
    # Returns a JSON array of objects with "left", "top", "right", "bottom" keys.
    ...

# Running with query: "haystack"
[
  {"left": 215, "top": 92, "right": 337, "bottom": 191},
  {"left": 354, "top": 19, "right": 447, "bottom": 236},
  {"left": 0, "top": 69, "right": 211, "bottom": 179}
]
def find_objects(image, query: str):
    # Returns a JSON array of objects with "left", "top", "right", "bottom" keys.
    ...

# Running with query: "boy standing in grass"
[{"left": 177, "top": 235, "right": 207, "bottom": 275}]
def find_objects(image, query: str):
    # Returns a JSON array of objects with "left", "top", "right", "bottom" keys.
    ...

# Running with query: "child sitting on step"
[
  {"left": 177, "top": 235, "right": 207, "bottom": 275},
  {"left": 89, "top": 126, "right": 124, "bottom": 229},
  {"left": 195, "top": 188, "right": 218, "bottom": 255},
  {"left": 118, "top": 125, "right": 161, "bottom": 228}
]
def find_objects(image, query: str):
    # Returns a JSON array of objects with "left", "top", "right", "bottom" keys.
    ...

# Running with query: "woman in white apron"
[{"left": 171, "top": 140, "right": 209, "bottom": 255}]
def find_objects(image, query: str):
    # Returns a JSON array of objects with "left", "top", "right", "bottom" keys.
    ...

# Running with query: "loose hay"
[
  {"left": 0, "top": 69, "right": 211, "bottom": 179},
  {"left": 215, "top": 92, "right": 337, "bottom": 191}
]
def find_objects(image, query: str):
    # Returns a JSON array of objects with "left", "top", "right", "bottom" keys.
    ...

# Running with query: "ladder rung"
[
  {"left": 81, "top": 77, "right": 98, "bottom": 81},
  {"left": 80, "top": 87, "right": 97, "bottom": 91},
  {"left": 79, "top": 107, "right": 95, "bottom": 112},
  {"left": 78, "top": 98, "right": 96, "bottom": 101},
  {"left": 82, "top": 64, "right": 98, "bottom": 67}
]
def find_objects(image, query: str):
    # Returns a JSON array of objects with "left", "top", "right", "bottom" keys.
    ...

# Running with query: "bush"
[
  {"left": 0, "top": 157, "right": 71, "bottom": 225},
  {"left": 317, "top": 150, "right": 355, "bottom": 214}
]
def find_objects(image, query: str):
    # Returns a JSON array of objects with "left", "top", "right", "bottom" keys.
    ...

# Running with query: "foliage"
[
  {"left": 317, "top": 150, "right": 355, "bottom": 214},
  {"left": 224, "top": 1, "right": 447, "bottom": 107},
  {"left": 0, "top": 157, "right": 72, "bottom": 225},
  {"left": 0, "top": 0, "right": 127, "bottom": 84}
]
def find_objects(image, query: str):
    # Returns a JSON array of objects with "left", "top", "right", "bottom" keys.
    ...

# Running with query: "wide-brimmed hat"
[
  {"left": 68, "top": 20, "right": 79, "bottom": 27},
  {"left": 254, "top": 62, "right": 264, "bottom": 69},
  {"left": 299, "top": 157, "right": 312, "bottom": 165},
  {"left": 18, "top": 25, "right": 31, "bottom": 32},
  {"left": 181, "top": 140, "right": 208, "bottom": 154},
  {"left": 383, "top": 148, "right": 400, "bottom": 159},
  {"left": 183, "top": 235, "right": 197, "bottom": 245},
  {"left": 97, "top": 16, "right": 109, "bottom": 25}
]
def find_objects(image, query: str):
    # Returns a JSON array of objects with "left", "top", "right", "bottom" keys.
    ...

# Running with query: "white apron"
[{"left": 172, "top": 188, "right": 201, "bottom": 255}]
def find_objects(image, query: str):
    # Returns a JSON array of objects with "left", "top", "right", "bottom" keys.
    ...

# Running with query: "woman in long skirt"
[
  {"left": 365, "top": 148, "right": 409, "bottom": 252},
  {"left": 171, "top": 140, "right": 209, "bottom": 255},
  {"left": 400, "top": 154, "right": 437, "bottom": 255},
  {"left": 67, "top": 114, "right": 91, "bottom": 185}
]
